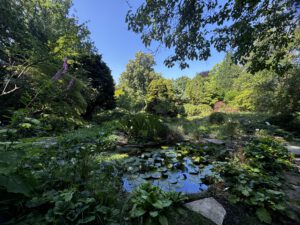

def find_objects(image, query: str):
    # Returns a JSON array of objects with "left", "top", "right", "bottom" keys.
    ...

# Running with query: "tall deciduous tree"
[
  {"left": 185, "top": 74, "right": 217, "bottom": 106},
  {"left": 119, "top": 52, "right": 160, "bottom": 96},
  {"left": 172, "top": 76, "right": 190, "bottom": 104},
  {"left": 209, "top": 54, "right": 243, "bottom": 98},
  {"left": 126, "top": 0, "right": 299, "bottom": 74}
]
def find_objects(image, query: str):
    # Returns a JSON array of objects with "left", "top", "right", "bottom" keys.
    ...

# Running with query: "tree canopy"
[
  {"left": 119, "top": 51, "right": 160, "bottom": 95},
  {"left": 126, "top": 0, "right": 299, "bottom": 74},
  {"left": 0, "top": 0, "right": 115, "bottom": 124}
]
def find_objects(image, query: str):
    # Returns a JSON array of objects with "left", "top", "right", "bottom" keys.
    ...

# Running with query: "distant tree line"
[{"left": 116, "top": 27, "right": 300, "bottom": 117}]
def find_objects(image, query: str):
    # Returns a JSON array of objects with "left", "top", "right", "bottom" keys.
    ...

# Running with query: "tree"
[
  {"left": 119, "top": 52, "right": 160, "bottom": 96},
  {"left": 172, "top": 76, "right": 190, "bottom": 104},
  {"left": 77, "top": 54, "right": 115, "bottom": 119},
  {"left": 145, "top": 78, "right": 177, "bottom": 116},
  {"left": 0, "top": 0, "right": 107, "bottom": 124},
  {"left": 185, "top": 74, "right": 216, "bottom": 106},
  {"left": 126, "top": 0, "right": 299, "bottom": 74},
  {"left": 209, "top": 54, "right": 243, "bottom": 99},
  {"left": 0, "top": 0, "right": 93, "bottom": 97}
]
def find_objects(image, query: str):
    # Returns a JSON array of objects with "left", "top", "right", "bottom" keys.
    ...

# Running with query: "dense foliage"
[
  {"left": 120, "top": 113, "right": 168, "bottom": 142},
  {"left": 127, "top": 183, "right": 186, "bottom": 225},
  {"left": 145, "top": 78, "right": 177, "bottom": 116},
  {"left": 216, "top": 138, "right": 293, "bottom": 224},
  {"left": 126, "top": 0, "right": 299, "bottom": 74},
  {"left": 0, "top": 0, "right": 115, "bottom": 129}
]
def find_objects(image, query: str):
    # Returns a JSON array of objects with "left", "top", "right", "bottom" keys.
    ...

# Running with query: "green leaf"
[
  {"left": 150, "top": 211, "right": 159, "bottom": 217},
  {"left": 256, "top": 208, "right": 272, "bottom": 224},
  {"left": 78, "top": 215, "right": 96, "bottom": 224},
  {"left": 0, "top": 175, "right": 32, "bottom": 196},
  {"left": 228, "top": 195, "right": 239, "bottom": 204},
  {"left": 130, "top": 207, "right": 146, "bottom": 218},
  {"left": 61, "top": 190, "right": 74, "bottom": 202},
  {"left": 152, "top": 200, "right": 172, "bottom": 209},
  {"left": 242, "top": 189, "right": 250, "bottom": 196},
  {"left": 158, "top": 215, "right": 168, "bottom": 225}
]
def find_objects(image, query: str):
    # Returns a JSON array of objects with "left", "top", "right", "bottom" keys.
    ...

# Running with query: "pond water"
[{"left": 122, "top": 147, "right": 213, "bottom": 194}]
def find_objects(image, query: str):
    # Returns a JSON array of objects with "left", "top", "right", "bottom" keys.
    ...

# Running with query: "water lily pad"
[
  {"left": 167, "top": 164, "right": 173, "bottom": 169},
  {"left": 189, "top": 169, "right": 199, "bottom": 175},
  {"left": 192, "top": 156, "right": 201, "bottom": 164},
  {"left": 177, "top": 153, "right": 182, "bottom": 158},
  {"left": 154, "top": 157, "right": 163, "bottom": 163},
  {"left": 166, "top": 153, "right": 176, "bottom": 158},
  {"left": 158, "top": 167, "right": 168, "bottom": 173},
  {"left": 161, "top": 172, "right": 168, "bottom": 178},
  {"left": 141, "top": 173, "right": 152, "bottom": 179},
  {"left": 155, "top": 163, "right": 162, "bottom": 167},
  {"left": 143, "top": 153, "right": 152, "bottom": 158},
  {"left": 169, "top": 178, "right": 178, "bottom": 184},
  {"left": 124, "top": 157, "right": 138, "bottom": 164},
  {"left": 147, "top": 158, "right": 155, "bottom": 164},
  {"left": 151, "top": 172, "right": 162, "bottom": 179}
]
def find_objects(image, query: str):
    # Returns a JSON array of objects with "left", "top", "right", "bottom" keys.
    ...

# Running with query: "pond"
[{"left": 122, "top": 146, "right": 214, "bottom": 194}]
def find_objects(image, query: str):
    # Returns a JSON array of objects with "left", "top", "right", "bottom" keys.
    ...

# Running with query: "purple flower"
[{"left": 52, "top": 58, "right": 68, "bottom": 80}]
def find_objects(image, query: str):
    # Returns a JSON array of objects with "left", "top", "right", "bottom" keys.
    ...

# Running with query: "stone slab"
[{"left": 184, "top": 197, "right": 226, "bottom": 225}]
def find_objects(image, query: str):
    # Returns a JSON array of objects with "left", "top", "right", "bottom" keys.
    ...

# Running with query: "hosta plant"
[{"left": 127, "top": 183, "right": 186, "bottom": 225}]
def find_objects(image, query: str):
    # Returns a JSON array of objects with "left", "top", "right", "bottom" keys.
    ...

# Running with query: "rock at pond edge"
[{"left": 184, "top": 197, "right": 226, "bottom": 225}]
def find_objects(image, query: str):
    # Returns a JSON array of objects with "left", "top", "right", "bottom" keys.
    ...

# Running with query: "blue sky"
[{"left": 72, "top": 0, "right": 225, "bottom": 83}]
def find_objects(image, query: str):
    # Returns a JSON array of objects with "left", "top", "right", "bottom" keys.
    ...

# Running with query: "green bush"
[
  {"left": 267, "top": 113, "right": 300, "bottom": 136},
  {"left": 9, "top": 109, "right": 44, "bottom": 137},
  {"left": 183, "top": 104, "right": 212, "bottom": 117},
  {"left": 222, "top": 121, "right": 240, "bottom": 138},
  {"left": 127, "top": 183, "right": 186, "bottom": 225},
  {"left": 119, "top": 113, "right": 168, "bottom": 141},
  {"left": 209, "top": 112, "right": 226, "bottom": 124},
  {"left": 92, "top": 108, "right": 127, "bottom": 124},
  {"left": 40, "top": 114, "right": 84, "bottom": 133}
]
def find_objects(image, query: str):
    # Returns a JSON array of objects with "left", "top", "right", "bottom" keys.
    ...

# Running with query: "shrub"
[
  {"left": 222, "top": 121, "right": 240, "bottom": 138},
  {"left": 40, "top": 114, "right": 84, "bottom": 133},
  {"left": 209, "top": 112, "right": 226, "bottom": 124},
  {"left": 119, "top": 113, "right": 168, "bottom": 141},
  {"left": 145, "top": 78, "right": 177, "bottom": 117},
  {"left": 267, "top": 113, "right": 300, "bottom": 136},
  {"left": 92, "top": 108, "right": 127, "bottom": 124},
  {"left": 9, "top": 109, "right": 44, "bottom": 137},
  {"left": 183, "top": 104, "right": 212, "bottom": 117}
]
